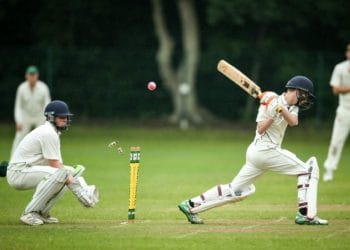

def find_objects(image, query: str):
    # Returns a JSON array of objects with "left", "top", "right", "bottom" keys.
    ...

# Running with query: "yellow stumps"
[{"left": 128, "top": 146, "right": 140, "bottom": 222}]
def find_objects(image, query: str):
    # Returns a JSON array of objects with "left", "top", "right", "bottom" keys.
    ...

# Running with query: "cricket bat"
[{"left": 217, "top": 60, "right": 262, "bottom": 99}]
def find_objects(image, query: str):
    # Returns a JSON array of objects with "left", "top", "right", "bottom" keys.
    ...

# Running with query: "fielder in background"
[
  {"left": 11, "top": 66, "right": 51, "bottom": 157},
  {"left": 323, "top": 43, "right": 350, "bottom": 182},
  {"left": 179, "top": 76, "right": 328, "bottom": 225},
  {"left": 7, "top": 100, "right": 99, "bottom": 226}
]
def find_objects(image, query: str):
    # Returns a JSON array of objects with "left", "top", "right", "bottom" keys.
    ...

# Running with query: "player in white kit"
[
  {"left": 323, "top": 43, "right": 350, "bottom": 182},
  {"left": 11, "top": 66, "right": 51, "bottom": 157},
  {"left": 7, "top": 100, "right": 99, "bottom": 226},
  {"left": 178, "top": 76, "right": 328, "bottom": 225}
]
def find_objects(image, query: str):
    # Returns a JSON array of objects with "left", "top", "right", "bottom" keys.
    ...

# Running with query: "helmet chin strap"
[
  {"left": 296, "top": 90, "right": 312, "bottom": 111},
  {"left": 296, "top": 90, "right": 302, "bottom": 105}
]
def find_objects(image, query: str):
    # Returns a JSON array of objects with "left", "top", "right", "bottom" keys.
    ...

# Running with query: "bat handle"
[{"left": 252, "top": 89, "right": 263, "bottom": 99}]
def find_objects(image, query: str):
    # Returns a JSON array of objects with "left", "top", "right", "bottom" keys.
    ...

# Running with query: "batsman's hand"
[
  {"left": 260, "top": 91, "right": 278, "bottom": 105},
  {"left": 266, "top": 97, "right": 282, "bottom": 118}
]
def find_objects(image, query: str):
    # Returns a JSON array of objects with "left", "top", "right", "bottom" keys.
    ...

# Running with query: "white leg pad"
[
  {"left": 41, "top": 165, "right": 86, "bottom": 215},
  {"left": 306, "top": 157, "right": 319, "bottom": 218},
  {"left": 190, "top": 184, "right": 255, "bottom": 214},
  {"left": 68, "top": 176, "right": 98, "bottom": 208},
  {"left": 24, "top": 168, "right": 68, "bottom": 214},
  {"left": 297, "top": 157, "right": 319, "bottom": 219}
]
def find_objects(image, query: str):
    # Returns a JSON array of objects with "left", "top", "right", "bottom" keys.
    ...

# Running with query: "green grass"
[{"left": 0, "top": 124, "right": 349, "bottom": 250}]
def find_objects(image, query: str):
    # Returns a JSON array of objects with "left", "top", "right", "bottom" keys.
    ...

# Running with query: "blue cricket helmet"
[
  {"left": 285, "top": 76, "right": 316, "bottom": 99},
  {"left": 285, "top": 76, "right": 316, "bottom": 111},
  {"left": 44, "top": 100, "right": 73, "bottom": 130}
]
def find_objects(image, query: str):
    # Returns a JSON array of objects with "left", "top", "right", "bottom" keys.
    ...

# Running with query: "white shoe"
[
  {"left": 38, "top": 213, "right": 59, "bottom": 224},
  {"left": 20, "top": 213, "right": 44, "bottom": 226},
  {"left": 323, "top": 170, "right": 334, "bottom": 182},
  {"left": 295, "top": 212, "right": 328, "bottom": 225},
  {"left": 87, "top": 185, "right": 99, "bottom": 206}
]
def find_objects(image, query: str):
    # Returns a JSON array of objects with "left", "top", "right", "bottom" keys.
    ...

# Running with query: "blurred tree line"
[{"left": 0, "top": 0, "right": 349, "bottom": 125}]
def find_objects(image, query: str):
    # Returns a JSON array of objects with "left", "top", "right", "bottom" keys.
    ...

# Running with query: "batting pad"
[
  {"left": 68, "top": 176, "right": 98, "bottom": 208},
  {"left": 306, "top": 157, "right": 319, "bottom": 219},
  {"left": 190, "top": 184, "right": 255, "bottom": 214}
]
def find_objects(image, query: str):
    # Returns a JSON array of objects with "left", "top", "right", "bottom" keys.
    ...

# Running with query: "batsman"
[{"left": 178, "top": 75, "right": 328, "bottom": 225}]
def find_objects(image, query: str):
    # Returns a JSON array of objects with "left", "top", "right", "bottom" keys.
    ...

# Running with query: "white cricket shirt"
[
  {"left": 10, "top": 121, "right": 62, "bottom": 166},
  {"left": 14, "top": 81, "right": 51, "bottom": 123},
  {"left": 254, "top": 94, "right": 299, "bottom": 147},
  {"left": 330, "top": 60, "right": 350, "bottom": 109}
]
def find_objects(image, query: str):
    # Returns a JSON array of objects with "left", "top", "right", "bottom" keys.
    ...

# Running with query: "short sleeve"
[
  {"left": 330, "top": 65, "right": 341, "bottom": 87},
  {"left": 256, "top": 105, "right": 269, "bottom": 122},
  {"left": 40, "top": 132, "right": 61, "bottom": 160},
  {"left": 289, "top": 106, "right": 299, "bottom": 116}
]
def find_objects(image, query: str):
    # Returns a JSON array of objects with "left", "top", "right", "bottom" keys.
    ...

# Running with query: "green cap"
[{"left": 26, "top": 65, "right": 39, "bottom": 75}]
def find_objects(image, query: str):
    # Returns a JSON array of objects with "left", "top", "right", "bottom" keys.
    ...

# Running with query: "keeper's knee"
[
  {"left": 53, "top": 168, "right": 70, "bottom": 183},
  {"left": 64, "top": 165, "right": 85, "bottom": 177}
]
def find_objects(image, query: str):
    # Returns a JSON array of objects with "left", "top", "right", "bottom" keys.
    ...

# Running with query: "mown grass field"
[{"left": 0, "top": 124, "right": 349, "bottom": 250}]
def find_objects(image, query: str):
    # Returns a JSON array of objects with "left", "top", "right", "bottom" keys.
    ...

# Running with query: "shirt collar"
[
  {"left": 26, "top": 81, "right": 38, "bottom": 88},
  {"left": 45, "top": 121, "right": 61, "bottom": 135},
  {"left": 280, "top": 93, "right": 288, "bottom": 106}
]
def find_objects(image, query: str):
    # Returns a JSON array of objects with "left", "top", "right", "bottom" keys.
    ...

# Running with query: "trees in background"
[
  {"left": 206, "top": 0, "right": 350, "bottom": 120},
  {"left": 0, "top": 0, "right": 349, "bottom": 122},
  {"left": 152, "top": 0, "right": 205, "bottom": 128}
]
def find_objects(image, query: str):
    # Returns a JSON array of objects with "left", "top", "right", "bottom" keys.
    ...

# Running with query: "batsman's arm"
[
  {"left": 267, "top": 97, "right": 298, "bottom": 126},
  {"left": 256, "top": 118, "right": 274, "bottom": 135},
  {"left": 279, "top": 107, "right": 298, "bottom": 126},
  {"left": 257, "top": 101, "right": 298, "bottom": 134},
  {"left": 256, "top": 108, "right": 297, "bottom": 134}
]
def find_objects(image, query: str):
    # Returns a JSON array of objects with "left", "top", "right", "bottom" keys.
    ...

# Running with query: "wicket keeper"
[{"left": 7, "top": 100, "right": 99, "bottom": 225}]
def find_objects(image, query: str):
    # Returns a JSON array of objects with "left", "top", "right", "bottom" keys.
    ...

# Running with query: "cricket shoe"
[
  {"left": 38, "top": 213, "right": 59, "bottom": 224},
  {"left": 323, "top": 170, "right": 333, "bottom": 182},
  {"left": 20, "top": 212, "right": 44, "bottom": 226},
  {"left": 86, "top": 185, "right": 99, "bottom": 207},
  {"left": 295, "top": 212, "right": 328, "bottom": 225},
  {"left": 178, "top": 200, "right": 203, "bottom": 224}
]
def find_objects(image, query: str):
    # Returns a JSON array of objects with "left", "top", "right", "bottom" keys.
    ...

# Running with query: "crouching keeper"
[{"left": 6, "top": 100, "right": 99, "bottom": 226}]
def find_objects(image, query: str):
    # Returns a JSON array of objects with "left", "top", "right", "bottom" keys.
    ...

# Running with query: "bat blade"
[{"left": 217, "top": 60, "right": 262, "bottom": 99}]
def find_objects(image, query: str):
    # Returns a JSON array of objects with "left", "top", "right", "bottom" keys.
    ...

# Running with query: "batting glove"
[
  {"left": 267, "top": 98, "right": 282, "bottom": 118},
  {"left": 260, "top": 91, "right": 278, "bottom": 105}
]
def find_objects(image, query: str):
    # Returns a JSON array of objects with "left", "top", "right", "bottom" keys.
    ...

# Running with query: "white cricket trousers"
[
  {"left": 11, "top": 116, "right": 45, "bottom": 157},
  {"left": 7, "top": 164, "right": 75, "bottom": 190},
  {"left": 231, "top": 143, "right": 309, "bottom": 190},
  {"left": 324, "top": 106, "right": 350, "bottom": 171},
  {"left": 190, "top": 141, "right": 319, "bottom": 217}
]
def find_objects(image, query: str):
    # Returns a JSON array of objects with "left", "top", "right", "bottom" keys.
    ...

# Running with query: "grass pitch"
[{"left": 0, "top": 124, "right": 349, "bottom": 250}]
